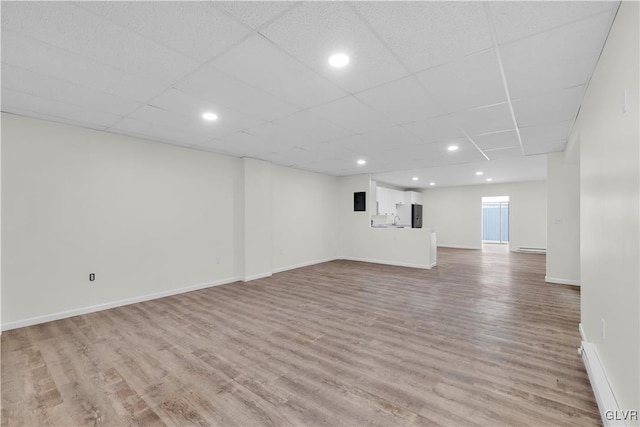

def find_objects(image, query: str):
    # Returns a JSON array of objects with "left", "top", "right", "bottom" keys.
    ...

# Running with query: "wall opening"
[{"left": 482, "top": 196, "right": 510, "bottom": 244}]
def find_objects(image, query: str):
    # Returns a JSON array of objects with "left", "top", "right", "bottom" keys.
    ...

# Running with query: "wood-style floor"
[{"left": 2, "top": 247, "right": 599, "bottom": 426}]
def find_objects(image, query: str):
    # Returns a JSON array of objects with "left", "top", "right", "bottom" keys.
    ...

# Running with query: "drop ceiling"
[{"left": 0, "top": 1, "right": 619, "bottom": 187}]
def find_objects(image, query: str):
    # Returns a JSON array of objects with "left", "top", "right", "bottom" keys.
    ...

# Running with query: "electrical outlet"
[
  {"left": 89, "top": 273, "right": 95, "bottom": 282},
  {"left": 601, "top": 318, "right": 606, "bottom": 339}
]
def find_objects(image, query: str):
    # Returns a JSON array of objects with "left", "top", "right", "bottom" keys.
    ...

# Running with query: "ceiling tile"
[
  {"left": 75, "top": 1, "right": 250, "bottom": 61},
  {"left": 332, "top": 126, "right": 421, "bottom": 155},
  {"left": 242, "top": 122, "right": 309, "bottom": 151},
  {"left": 484, "top": 147, "right": 523, "bottom": 160},
  {"left": 353, "top": 2, "right": 493, "bottom": 72},
  {"left": 452, "top": 103, "right": 514, "bottom": 136},
  {"left": 1, "top": 63, "right": 141, "bottom": 117},
  {"left": 416, "top": 49, "right": 506, "bottom": 113},
  {"left": 484, "top": 147, "right": 524, "bottom": 160},
  {"left": 197, "top": 131, "right": 275, "bottom": 158},
  {"left": 401, "top": 115, "right": 464, "bottom": 144},
  {"left": 472, "top": 130, "right": 521, "bottom": 151},
  {"left": 260, "top": 2, "right": 408, "bottom": 93},
  {"left": 303, "top": 158, "right": 366, "bottom": 176},
  {"left": 2, "top": 2, "right": 199, "bottom": 84},
  {"left": 111, "top": 116, "right": 210, "bottom": 147},
  {"left": 373, "top": 155, "right": 547, "bottom": 188},
  {"left": 501, "top": 11, "right": 614, "bottom": 99},
  {"left": 355, "top": 76, "right": 444, "bottom": 124},
  {"left": 125, "top": 105, "right": 224, "bottom": 140},
  {"left": 213, "top": 35, "right": 347, "bottom": 109},
  {"left": 512, "top": 85, "right": 585, "bottom": 128},
  {"left": 307, "top": 96, "right": 392, "bottom": 133},
  {"left": 260, "top": 147, "right": 324, "bottom": 167},
  {"left": 2, "top": 88, "right": 122, "bottom": 129},
  {"left": 519, "top": 120, "right": 573, "bottom": 146},
  {"left": 174, "top": 65, "right": 299, "bottom": 122},
  {"left": 215, "top": 2, "right": 295, "bottom": 30},
  {"left": 488, "top": 1, "right": 618, "bottom": 45},
  {"left": 523, "top": 140, "right": 567, "bottom": 156},
  {"left": 1, "top": 31, "right": 167, "bottom": 102},
  {"left": 428, "top": 137, "right": 484, "bottom": 158},
  {"left": 147, "top": 88, "right": 264, "bottom": 138},
  {"left": 272, "top": 111, "right": 354, "bottom": 145}
]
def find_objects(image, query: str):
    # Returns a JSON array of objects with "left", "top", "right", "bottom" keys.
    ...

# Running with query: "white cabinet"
[
  {"left": 406, "top": 191, "right": 422, "bottom": 205},
  {"left": 376, "top": 187, "right": 404, "bottom": 215},
  {"left": 376, "top": 187, "right": 423, "bottom": 216}
]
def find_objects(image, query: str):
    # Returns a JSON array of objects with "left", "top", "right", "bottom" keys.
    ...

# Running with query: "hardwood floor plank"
[{"left": 2, "top": 248, "right": 600, "bottom": 426}]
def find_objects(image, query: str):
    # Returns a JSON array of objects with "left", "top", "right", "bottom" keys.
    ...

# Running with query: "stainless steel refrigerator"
[{"left": 412, "top": 204, "right": 423, "bottom": 228}]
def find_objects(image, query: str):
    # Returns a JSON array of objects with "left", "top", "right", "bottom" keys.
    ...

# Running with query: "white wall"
[
  {"left": 242, "top": 158, "right": 273, "bottom": 281},
  {"left": 421, "top": 181, "right": 547, "bottom": 251},
  {"left": 0, "top": 114, "right": 355, "bottom": 329},
  {"left": 271, "top": 165, "right": 338, "bottom": 272},
  {"left": 546, "top": 152, "right": 580, "bottom": 285},
  {"left": 2, "top": 113, "right": 241, "bottom": 328},
  {"left": 573, "top": 1, "right": 639, "bottom": 417}
]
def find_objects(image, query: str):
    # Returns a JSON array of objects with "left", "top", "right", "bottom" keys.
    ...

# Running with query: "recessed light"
[
  {"left": 202, "top": 112, "right": 218, "bottom": 121},
  {"left": 412, "top": 177, "right": 419, "bottom": 181},
  {"left": 429, "top": 182, "right": 436, "bottom": 186},
  {"left": 486, "top": 178, "right": 493, "bottom": 182},
  {"left": 329, "top": 53, "right": 349, "bottom": 68},
  {"left": 476, "top": 171, "right": 484, "bottom": 176},
  {"left": 356, "top": 159, "right": 366, "bottom": 165},
  {"left": 447, "top": 145, "right": 459, "bottom": 151}
]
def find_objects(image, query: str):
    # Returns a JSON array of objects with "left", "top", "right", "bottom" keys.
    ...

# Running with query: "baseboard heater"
[
  {"left": 579, "top": 341, "right": 625, "bottom": 427},
  {"left": 516, "top": 247, "right": 546, "bottom": 254}
]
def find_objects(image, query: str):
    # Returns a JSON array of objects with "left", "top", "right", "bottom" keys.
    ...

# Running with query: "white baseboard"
[
  {"left": 545, "top": 276, "right": 581, "bottom": 286},
  {"left": 429, "top": 261, "right": 437, "bottom": 268},
  {"left": 242, "top": 272, "right": 272, "bottom": 282},
  {"left": 340, "top": 256, "right": 432, "bottom": 270},
  {"left": 272, "top": 257, "right": 338, "bottom": 274},
  {"left": 579, "top": 323, "right": 587, "bottom": 341},
  {"left": 437, "top": 245, "right": 482, "bottom": 250},
  {"left": 1, "top": 276, "right": 241, "bottom": 332},
  {"left": 579, "top": 324, "right": 625, "bottom": 427}
]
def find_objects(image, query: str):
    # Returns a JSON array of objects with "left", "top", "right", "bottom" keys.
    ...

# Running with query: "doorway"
[{"left": 482, "top": 196, "right": 509, "bottom": 244}]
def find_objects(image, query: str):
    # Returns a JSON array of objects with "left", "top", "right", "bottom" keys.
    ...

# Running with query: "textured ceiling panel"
[
  {"left": 2, "top": 2, "right": 200, "bottom": 83},
  {"left": 213, "top": 35, "right": 347, "bottom": 109},
  {"left": 488, "top": 1, "right": 617, "bottom": 45},
  {"left": 472, "top": 130, "right": 521, "bottom": 151},
  {"left": 75, "top": 1, "right": 251, "bottom": 61},
  {"left": 511, "top": 85, "right": 585, "bottom": 128},
  {"left": 2, "top": 88, "right": 122, "bottom": 129},
  {"left": 400, "top": 115, "right": 464, "bottom": 144},
  {"left": 0, "top": 1, "right": 618, "bottom": 187},
  {"left": 452, "top": 103, "right": 514, "bottom": 136},
  {"left": 215, "top": 1, "right": 295, "bottom": 30},
  {"left": 501, "top": 11, "right": 614, "bottom": 99},
  {"left": 2, "top": 63, "right": 141, "bottom": 117},
  {"left": 519, "top": 120, "right": 573, "bottom": 146},
  {"left": 354, "top": 1, "right": 493, "bottom": 72},
  {"left": 1, "top": 31, "right": 168, "bottom": 102},
  {"left": 307, "top": 96, "right": 392, "bottom": 134},
  {"left": 260, "top": 2, "right": 408, "bottom": 93},
  {"left": 355, "top": 76, "right": 444, "bottom": 124},
  {"left": 174, "top": 65, "right": 298, "bottom": 122},
  {"left": 417, "top": 49, "right": 506, "bottom": 113}
]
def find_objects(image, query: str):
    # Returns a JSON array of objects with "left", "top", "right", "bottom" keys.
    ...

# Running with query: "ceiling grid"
[{"left": 0, "top": 1, "right": 620, "bottom": 186}]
